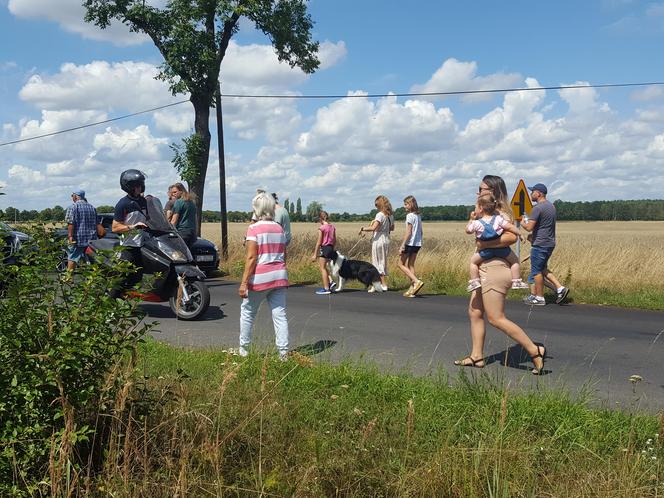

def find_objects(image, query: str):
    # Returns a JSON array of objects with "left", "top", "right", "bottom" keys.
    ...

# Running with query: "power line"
[
  {"left": 1, "top": 81, "right": 663, "bottom": 148},
  {"left": 0, "top": 99, "right": 189, "bottom": 147},
  {"left": 220, "top": 81, "right": 664, "bottom": 99}
]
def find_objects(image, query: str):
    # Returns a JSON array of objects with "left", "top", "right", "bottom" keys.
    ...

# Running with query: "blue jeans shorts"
[
  {"left": 67, "top": 245, "right": 87, "bottom": 263},
  {"left": 528, "top": 246, "right": 554, "bottom": 283},
  {"left": 479, "top": 247, "right": 511, "bottom": 260}
]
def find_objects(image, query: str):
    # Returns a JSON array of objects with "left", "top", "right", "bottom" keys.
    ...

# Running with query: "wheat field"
[{"left": 202, "top": 221, "right": 664, "bottom": 305}]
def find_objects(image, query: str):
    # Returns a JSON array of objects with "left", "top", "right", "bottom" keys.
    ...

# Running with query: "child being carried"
[{"left": 465, "top": 194, "right": 529, "bottom": 292}]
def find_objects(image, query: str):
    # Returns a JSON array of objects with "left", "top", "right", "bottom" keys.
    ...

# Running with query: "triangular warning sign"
[{"left": 510, "top": 179, "right": 533, "bottom": 221}]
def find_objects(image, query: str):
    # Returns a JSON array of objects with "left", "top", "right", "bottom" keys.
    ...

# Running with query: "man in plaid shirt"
[{"left": 65, "top": 189, "right": 103, "bottom": 271}]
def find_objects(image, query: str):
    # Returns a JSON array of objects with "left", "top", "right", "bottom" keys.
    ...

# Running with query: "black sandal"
[
  {"left": 454, "top": 356, "right": 485, "bottom": 368},
  {"left": 531, "top": 345, "right": 546, "bottom": 375}
]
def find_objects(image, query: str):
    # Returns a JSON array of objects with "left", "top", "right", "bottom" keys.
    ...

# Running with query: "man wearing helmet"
[
  {"left": 112, "top": 169, "right": 149, "bottom": 234},
  {"left": 111, "top": 169, "right": 149, "bottom": 297}
]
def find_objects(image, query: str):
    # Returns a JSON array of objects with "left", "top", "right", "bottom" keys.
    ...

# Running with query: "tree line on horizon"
[{"left": 2, "top": 199, "right": 664, "bottom": 224}]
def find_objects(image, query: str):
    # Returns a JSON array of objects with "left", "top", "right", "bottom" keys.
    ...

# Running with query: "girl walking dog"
[{"left": 311, "top": 210, "right": 337, "bottom": 295}]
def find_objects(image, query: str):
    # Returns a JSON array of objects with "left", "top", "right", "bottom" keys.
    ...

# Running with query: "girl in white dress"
[{"left": 360, "top": 195, "right": 394, "bottom": 291}]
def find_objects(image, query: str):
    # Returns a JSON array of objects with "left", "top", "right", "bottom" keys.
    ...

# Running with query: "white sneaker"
[
  {"left": 556, "top": 287, "right": 570, "bottom": 304},
  {"left": 279, "top": 351, "right": 289, "bottom": 362},
  {"left": 239, "top": 346, "right": 249, "bottom": 357}
]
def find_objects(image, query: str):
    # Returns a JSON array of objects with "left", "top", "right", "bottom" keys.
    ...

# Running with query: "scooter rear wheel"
[{"left": 169, "top": 280, "right": 210, "bottom": 320}]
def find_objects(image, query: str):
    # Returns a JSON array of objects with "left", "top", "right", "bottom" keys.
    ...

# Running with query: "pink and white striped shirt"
[{"left": 245, "top": 220, "right": 288, "bottom": 291}]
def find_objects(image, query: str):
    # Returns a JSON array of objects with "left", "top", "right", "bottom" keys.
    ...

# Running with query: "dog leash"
[{"left": 343, "top": 236, "right": 367, "bottom": 259}]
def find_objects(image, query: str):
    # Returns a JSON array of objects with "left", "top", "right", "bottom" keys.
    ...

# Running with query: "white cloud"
[
  {"left": 8, "top": 164, "right": 45, "bottom": 184},
  {"left": 19, "top": 61, "right": 173, "bottom": 111},
  {"left": 410, "top": 58, "right": 522, "bottom": 102},
  {"left": 317, "top": 41, "right": 348, "bottom": 70},
  {"left": 92, "top": 125, "right": 169, "bottom": 162},
  {"left": 632, "top": 85, "right": 664, "bottom": 101},
  {"left": 8, "top": 0, "right": 149, "bottom": 46},
  {"left": 13, "top": 109, "right": 108, "bottom": 160},
  {"left": 221, "top": 40, "right": 345, "bottom": 91}
]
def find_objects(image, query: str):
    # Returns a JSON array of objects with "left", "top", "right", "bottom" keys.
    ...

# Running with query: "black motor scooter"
[{"left": 89, "top": 196, "right": 210, "bottom": 320}]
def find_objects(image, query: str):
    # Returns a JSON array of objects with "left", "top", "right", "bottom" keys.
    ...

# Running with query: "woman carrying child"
[
  {"left": 465, "top": 194, "right": 529, "bottom": 292},
  {"left": 311, "top": 210, "right": 337, "bottom": 295},
  {"left": 398, "top": 195, "right": 424, "bottom": 297}
]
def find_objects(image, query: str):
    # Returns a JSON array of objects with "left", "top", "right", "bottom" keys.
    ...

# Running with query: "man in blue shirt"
[
  {"left": 110, "top": 170, "right": 148, "bottom": 297},
  {"left": 521, "top": 183, "right": 570, "bottom": 305},
  {"left": 65, "top": 189, "right": 103, "bottom": 271}
]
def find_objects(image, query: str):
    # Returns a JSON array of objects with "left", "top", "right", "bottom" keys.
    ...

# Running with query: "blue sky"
[{"left": 1, "top": 0, "right": 664, "bottom": 212}]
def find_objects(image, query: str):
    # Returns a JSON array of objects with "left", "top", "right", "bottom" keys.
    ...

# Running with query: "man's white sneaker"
[
  {"left": 239, "top": 346, "right": 249, "bottom": 357},
  {"left": 556, "top": 287, "right": 569, "bottom": 304}
]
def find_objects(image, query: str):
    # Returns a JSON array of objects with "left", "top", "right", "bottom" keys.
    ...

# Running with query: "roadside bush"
[{"left": 0, "top": 227, "right": 151, "bottom": 496}]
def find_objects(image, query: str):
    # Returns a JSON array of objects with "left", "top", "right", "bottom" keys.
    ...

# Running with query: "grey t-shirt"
[
  {"left": 530, "top": 200, "right": 556, "bottom": 248},
  {"left": 273, "top": 206, "right": 291, "bottom": 245}
]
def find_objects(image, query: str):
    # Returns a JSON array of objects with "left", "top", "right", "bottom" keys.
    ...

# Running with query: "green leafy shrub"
[{"left": 0, "top": 227, "right": 150, "bottom": 496}]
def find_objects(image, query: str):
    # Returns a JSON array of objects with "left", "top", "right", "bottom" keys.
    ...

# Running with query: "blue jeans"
[
  {"left": 240, "top": 287, "right": 289, "bottom": 354},
  {"left": 528, "top": 246, "right": 555, "bottom": 283}
]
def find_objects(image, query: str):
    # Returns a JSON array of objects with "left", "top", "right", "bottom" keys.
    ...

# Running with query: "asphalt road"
[{"left": 141, "top": 278, "right": 664, "bottom": 412}]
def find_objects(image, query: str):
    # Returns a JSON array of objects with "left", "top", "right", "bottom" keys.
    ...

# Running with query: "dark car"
[
  {"left": 55, "top": 214, "right": 220, "bottom": 276},
  {"left": 0, "top": 221, "right": 30, "bottom": 265}
]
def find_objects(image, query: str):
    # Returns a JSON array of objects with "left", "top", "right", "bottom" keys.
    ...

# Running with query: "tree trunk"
[{"left": 189, "top": 94, "right": 212, "bottom": 236}]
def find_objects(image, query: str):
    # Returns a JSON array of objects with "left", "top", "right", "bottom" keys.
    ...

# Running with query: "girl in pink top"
[{"left": 310, "top": 210, "right": 337, "bottom": 295}]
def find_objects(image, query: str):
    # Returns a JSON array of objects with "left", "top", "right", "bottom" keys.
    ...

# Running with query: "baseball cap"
[
  {"left": 528, "top": 183, "right": 547, "bottom": 195},
  {"left": 72, "top": 189, "right": 86, "bottom": 199}
]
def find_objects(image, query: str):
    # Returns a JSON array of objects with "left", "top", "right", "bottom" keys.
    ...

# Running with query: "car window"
[{"left": 98, "top": 214, "right": 113, "bottom": 229}]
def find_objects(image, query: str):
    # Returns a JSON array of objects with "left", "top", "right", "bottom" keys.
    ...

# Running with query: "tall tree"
[
  {"left": 295, "top": 197, "right": 302, "bottom": 220},
  {"left": 305, "top": 200, "right": 322, "bottom": 222},
  {"left": 82, "top": 0, "right": 320, "bottom": 232}
]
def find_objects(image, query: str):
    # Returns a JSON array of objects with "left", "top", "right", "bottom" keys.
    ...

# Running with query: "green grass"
[{"left": 94, "top": 339, "right": 664, "bottom": 496}]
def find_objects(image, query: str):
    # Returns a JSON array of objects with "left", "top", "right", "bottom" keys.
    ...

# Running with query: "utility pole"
[{"left": 215, "top": 81, "right": 228, "bottom": 260}]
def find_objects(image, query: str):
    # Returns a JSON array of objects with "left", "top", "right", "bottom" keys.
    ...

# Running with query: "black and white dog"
[{"left": 327, "top": 250, "right": 386, "bottom": 293}]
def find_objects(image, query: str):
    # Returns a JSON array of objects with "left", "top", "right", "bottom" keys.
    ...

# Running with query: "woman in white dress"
[{"left": 359, "top": 195, "right": 394, "bottom": 291}]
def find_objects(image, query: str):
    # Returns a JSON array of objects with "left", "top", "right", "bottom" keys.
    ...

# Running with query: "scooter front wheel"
[{"left": 169, "top": 279, "right": 210, "bottom": 320}]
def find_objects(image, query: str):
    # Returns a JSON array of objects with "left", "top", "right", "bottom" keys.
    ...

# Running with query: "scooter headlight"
[{"left": 157, "top": 240, "right": 188, "bottom": 263}]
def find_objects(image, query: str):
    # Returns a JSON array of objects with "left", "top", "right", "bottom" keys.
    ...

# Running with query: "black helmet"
[{"left": 120, "top": 169, "right": 146, "bottom": 194}]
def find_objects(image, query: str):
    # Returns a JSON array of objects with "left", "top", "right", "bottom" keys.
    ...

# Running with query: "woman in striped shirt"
[{"left": 238, "top": 191, "right": 290, "bottom": 360}]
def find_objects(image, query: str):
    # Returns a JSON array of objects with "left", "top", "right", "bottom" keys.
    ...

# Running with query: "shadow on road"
[
  {"left": 484, "top": 343, "right": 551, "bottom": 376},
  {"left": 139, "top": 303, "right": 226, "bottom": 321},
  {"left": 292, "top": 340, "right": 338, "bottom": 356},
  {"left": 204, "top": 279, "right": 236, "bottom": 289}
]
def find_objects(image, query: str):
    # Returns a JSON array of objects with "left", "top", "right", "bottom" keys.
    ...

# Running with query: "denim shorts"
[
  {"left": 66, "top": 245, "right": 87, "bottom": 262},
  {"left": 528, "top": 246, "right": 554, "bottom": 283},
  {"left": 479, "top": 247, "right": 511, "bottom": 260}
]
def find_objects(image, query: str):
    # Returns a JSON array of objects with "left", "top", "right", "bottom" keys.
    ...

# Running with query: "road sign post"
[{"left": 510, "top": 179, "right": 533, "bottom": 260}]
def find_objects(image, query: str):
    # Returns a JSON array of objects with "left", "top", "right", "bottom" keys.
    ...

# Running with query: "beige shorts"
[{"left": 479, "top": 258, "right": 512, "bottom": 295}]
